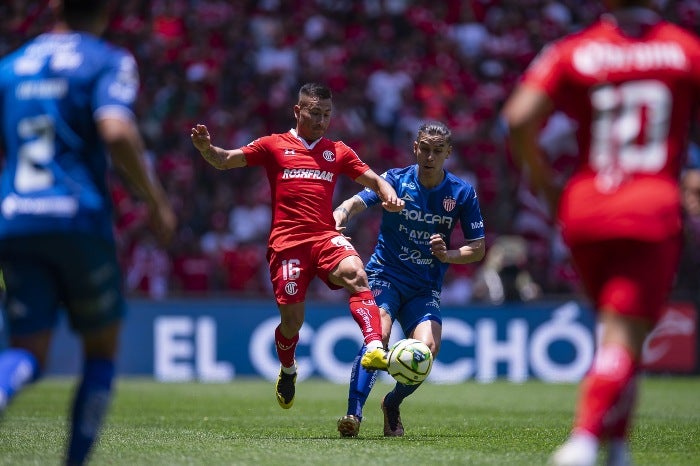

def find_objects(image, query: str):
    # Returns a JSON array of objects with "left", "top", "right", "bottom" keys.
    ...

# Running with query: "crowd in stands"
[{"left": 2, "top": 0, "right": 699, "bottom": 302}]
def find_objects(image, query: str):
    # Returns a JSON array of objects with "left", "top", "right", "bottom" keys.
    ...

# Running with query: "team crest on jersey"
[
  {"left": 284, "top": 282, "right": 298, "bottom": 296},
  {"left": 322, "top": 150, "right": 335, "bottom": 162},
  {"left": 443, "top": 196, "right": 456, "bottom": 212}
]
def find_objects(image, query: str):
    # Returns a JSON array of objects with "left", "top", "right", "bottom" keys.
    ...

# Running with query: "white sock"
[
  {"left": 281, "top": 361, "right": 297, "bottom": 374},
  {"left": 366, "top": 340, "right": 383, "bottom": 352}
]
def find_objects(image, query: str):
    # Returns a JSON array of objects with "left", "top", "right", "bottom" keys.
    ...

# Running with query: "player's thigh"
[
  {"left": 316, "top": 234, "right": 364, "bottom": 289},
  {"left": 0, "top": 239, "right": 62, "bottom": 337},
  {"left": 398, "top": 291, "right": 443, "bottom": 339},
  {"left": 569, "top": 236, "right": 682, "bottom": 322},
  {"left": 56, "top": 235, "right": 126, "bottom": 334},
  {"left": 1, "top": 234, "right": 126, "bottom": 335}
]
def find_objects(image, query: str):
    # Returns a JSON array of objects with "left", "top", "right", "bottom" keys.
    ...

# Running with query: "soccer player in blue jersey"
[
  {"left": 0, "top": 1, "right": 176, "bottom": 464},
  {"left": 334, "top": 121, "right": 486, "bottom": 437}
]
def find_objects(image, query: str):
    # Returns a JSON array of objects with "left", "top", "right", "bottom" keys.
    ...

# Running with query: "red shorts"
[
  {"left": 267, "top": 231, "right": 359, "bottom": 305},
  {"left": 568, "top": 235, "right": 682, "bottom": 324}
]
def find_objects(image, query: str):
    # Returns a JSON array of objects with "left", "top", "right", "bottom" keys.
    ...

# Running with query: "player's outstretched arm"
[
  {"left": 190, "top": 124, "right": 247, "bottom": 170},
  {"left": 355, "top": 169, "right": 404, "bottom": 212},
  {"left": 99, "top": 117, "right": 176, "bottom": 246},
  {"left": 501, "top": 84, "right": 560, "bottom": 216}
]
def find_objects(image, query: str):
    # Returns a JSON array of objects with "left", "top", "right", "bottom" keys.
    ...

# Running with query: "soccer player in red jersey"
[
  {"left": 501, "top": 1, "right": 700, "bottom": 465},
  {"left": 191, "top": 83, "right": 404, "bottom": 409}
]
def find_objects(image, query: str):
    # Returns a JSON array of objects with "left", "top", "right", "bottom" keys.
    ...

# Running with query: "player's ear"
[{"left": 293, "top": 104, "right": 300, "bottom": 120}]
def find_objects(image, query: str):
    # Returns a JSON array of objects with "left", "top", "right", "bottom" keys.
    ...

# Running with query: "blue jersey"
[
  {"left": 357, "top": 165, "right": 485, "bottom": 291},
  {"left": 0, "top": 32, "right": 139, "bottom": 241}
]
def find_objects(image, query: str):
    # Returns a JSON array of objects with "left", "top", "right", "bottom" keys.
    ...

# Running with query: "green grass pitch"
[{"left": 1, "top": 376, "right": 698, "bottom": 465}]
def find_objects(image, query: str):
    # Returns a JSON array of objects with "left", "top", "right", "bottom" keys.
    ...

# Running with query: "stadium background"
[{"left": 1, "top": 0, "right": 698, "bottom": 378}]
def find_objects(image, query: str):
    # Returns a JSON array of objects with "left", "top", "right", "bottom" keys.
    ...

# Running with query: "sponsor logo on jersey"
[
  {"left": 361, "top": 299, "right": 376, "bottom": 306},
  {"left": 284, "top": 149, "right": 296, "bottom": 156},
  {"left": 402, "top": 182, "right": 416, "bottom": 189},
  {"left": 443, "top": 196, "right": 456, "bottom": 212},
  {"left": 471, "top": 220, "right": 484, "bottom": 230},
  {"left": 399, "top": 208, "right": 453, "bottom": 228},
  {"left": 281, "top": 168, "right": 334, "bottom": 181},
  {"left": 284, "top": 282, "right": 298, "bottom": 296},
  {"left": 398, "top": 249, "right": 434, "bottom": 265},
  {"left": 16, "top": 78, "right": 68, "bottom": 99},
  {"left": 573, "top": 41, "right": 687, "bottom": 76},
  {"left": 322, "top": 150, "right": 335, "bottom": 162},
  {"left": 1, "top": 193, "right": 77, "bottom": 218},
  {"left": 401, "top": 193, "right": 415, "bottom": 202}
]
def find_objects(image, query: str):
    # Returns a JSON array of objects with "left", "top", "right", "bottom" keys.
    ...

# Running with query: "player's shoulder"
[
  {"left": 388, "top": 165, "right": 414, "bottom": 177},
  {"left": 653, "top": 21, "right": 700, "bottom": 51},
  {"left": 250, "top": 131, "right": 287, "bottom": 146},
  {"left": 444, "top": 170, "right": 477, "bottom": 196}
]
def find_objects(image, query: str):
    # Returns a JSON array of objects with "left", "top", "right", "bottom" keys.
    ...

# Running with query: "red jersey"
[
  {"left": 521, "top": 11, "right": 700, "bottom": 243},
  {"left": 241, "top": 129, "right": 370, "bottom": 250}
]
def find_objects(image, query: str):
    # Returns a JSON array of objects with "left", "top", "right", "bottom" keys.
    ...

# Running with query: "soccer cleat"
[
  {"left": 337, "top": 414, "right": 361, "bottom": 438},
  {"left": 381, "top": 396, "right": 404, "bottom": 437},
  {"left": 548, "top": 436, "right": 598, "bottom": 466},
  {"left": 360, "top": 347, "right": 389, "bottom": 371},
  {"left": 275, "top": 368, "right": 297, "bottom": 409}
]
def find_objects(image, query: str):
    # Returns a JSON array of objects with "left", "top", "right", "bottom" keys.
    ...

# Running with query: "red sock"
[
  {"left": 348, "top": 290, "right": 383, "bottom": 345},
  {"left": 574, "top": 344, "right": 636, "bottom": 438},
  {"left": 274, "top": 325, "right": 298, "bottom": 368},
  {"left": 604, "top": 375, "right": 638, "bottom": 440}
]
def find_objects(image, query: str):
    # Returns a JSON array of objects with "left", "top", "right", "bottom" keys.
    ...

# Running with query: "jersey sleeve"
[
  {"left": 240, "top": 135, "right": 273, "bottom": 167},
  {"left": 520, "top": 41, "right": 568, "bottom": 102},
  {"left": 460, "top": 185, "right": 486, "bottom": 241},
  {"left": 93, "top": 49, "right": 139, "bottom": 122},
  {"left": 338, "top": 141, "right": 370, "bottom": 179}
]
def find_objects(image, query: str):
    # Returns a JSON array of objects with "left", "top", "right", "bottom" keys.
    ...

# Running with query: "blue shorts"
[
  {"left": 0, "top": 233, "right": 126, "bottom": 336},
  {"left": 368, "top": 273, "right": 442, "bottom": 336}
]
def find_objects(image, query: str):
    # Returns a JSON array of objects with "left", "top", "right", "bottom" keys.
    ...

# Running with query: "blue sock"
[
  {"left": 0, "top": 348, "right": 40, "bottom": 410},
  {"left": 66, "top": 359, "right": 115, "bottom": 466},
  {"left": 383, "top": 381, "right": 421, "bottom": 408},
  {"left": 346, "top": 346, "right": 377, "bottom": 419}
]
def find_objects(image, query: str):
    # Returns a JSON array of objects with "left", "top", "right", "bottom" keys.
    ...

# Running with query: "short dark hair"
[
  {"left": 298, "top": 83, "right": 332, "bottom": 102},
  {"left": 62, "top": 0, "right": 110, "bottom": 29},
  {"left": 416, "top": 121, "right": 452, "bottom": 146}
]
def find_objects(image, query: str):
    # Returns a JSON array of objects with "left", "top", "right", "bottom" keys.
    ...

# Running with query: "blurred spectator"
[
  {"left": 472, "top": 235, "right": 542, "bottom": 304},
  {"left": 365, "top": 58, "right": 413, "bottom": 143},
  {"left": 171, "top": 230, "right": 215, "bottom": 295},
  {"left": 4, "top": 0, "right": 695, "bottom": 299},
  {"left": 675, "top": 168, "right": 700, "bottom": 305},
  {"left": 125, "top": 231, "right": 172, "bottom": 300},
  {"left": 228, "top": 189, "right": 272, "bottom": 244}
]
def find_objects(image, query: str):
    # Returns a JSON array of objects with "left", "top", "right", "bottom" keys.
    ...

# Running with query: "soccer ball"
[{"left": 387, "top": 338, "right": 433, "bottom": 385}]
